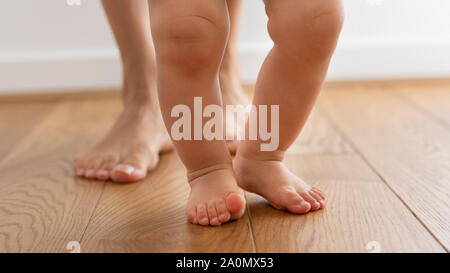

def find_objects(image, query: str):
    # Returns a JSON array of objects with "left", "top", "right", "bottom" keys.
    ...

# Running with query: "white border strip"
[{"left": 1, "top": 40, "right": 450, "bottom": 94}]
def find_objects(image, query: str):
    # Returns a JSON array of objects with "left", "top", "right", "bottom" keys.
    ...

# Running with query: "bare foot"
[
  {"left": 73, "top": 80, "right": 172, "bottom": 183},
  {"left": 233, "top": 155, "right": 325, "bottom": 214},
  {"left": 186, "top": 165, "right": 246, "bottom": 226},
  {"left": 220, "top": 61, "right": 250, "bottom": 154}
]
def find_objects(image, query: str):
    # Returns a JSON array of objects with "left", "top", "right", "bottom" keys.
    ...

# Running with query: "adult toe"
[{"left": 111, "top": 164, "right": 146, "bottom": 183}]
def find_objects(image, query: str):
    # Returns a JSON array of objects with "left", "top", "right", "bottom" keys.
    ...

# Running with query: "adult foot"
[
  {"left": 73, "top": 79, "right": 172, "bottom": 183},
  {"left": 186, "top": 165, "right": 246, "bottom": 226},
  {"left": 233, "top": 155, "right": 325, "bottom": 214}
]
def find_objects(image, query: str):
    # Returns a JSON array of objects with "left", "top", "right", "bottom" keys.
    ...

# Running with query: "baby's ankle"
[
  {"left": 186, "top": 162, "right": 234, "bottom": 183},
  {"left": 236, "top": 143, "right": 285, "bottom": 162}
]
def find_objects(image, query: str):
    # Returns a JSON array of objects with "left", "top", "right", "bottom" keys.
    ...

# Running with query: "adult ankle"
[{"left": 121, "top": 64, "right": 158, "bottom": 108}]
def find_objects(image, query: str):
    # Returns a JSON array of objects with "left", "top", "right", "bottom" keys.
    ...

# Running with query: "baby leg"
[
  {"left": 235, "top": 0, "right": 344, "bottom": 213},
  {"left": 149, "top": 0, "right": 246, "bottom": 226}
]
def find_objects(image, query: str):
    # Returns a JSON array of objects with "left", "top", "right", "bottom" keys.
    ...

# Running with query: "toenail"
[
  {"left": 116, "top": 165, "right": 135, "bottom": 175},
  {"left": 76, "top": 169, "right": 84, "bottom": 176},
  {"left": 300, "top": 201, "right": 311, "bottom": 208}
]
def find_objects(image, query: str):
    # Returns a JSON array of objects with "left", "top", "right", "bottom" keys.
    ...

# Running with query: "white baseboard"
[
  {"left": 239, "top": 39, "right": 450, "bottom": 82},
  {"left": 328, "top": 38, "right": 450, "bottom": 81},
  {"left": 0, "top": 48, "right": 122, "bottom": 94},
  {"left": 1, "top": 40, "right": 450, "bottom": 94}
]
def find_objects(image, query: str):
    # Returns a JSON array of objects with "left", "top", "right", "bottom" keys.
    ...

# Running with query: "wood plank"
[
  {"left": 81, "top": 153, "right": 255, "bottom": 253},
  {"left": 319, "top": 87, "right": 450, "bottom": 251},
  {"left": 247, "top": 154, "right": 445, "bottom": 252},
  {"left": 287, "top": 109, "right": 355, "bottom": 155},
  {"left": 0, "top": 101, "right": 56, "bottom": 161},
  {"left": 0, "top": 98, "right": 121, "bottom": 252},
  {"left": 394, "top": 83, "right": 450, "bottom": 126},
  {"left": 1, "top": 82, "right": 447, "bottom": 253},
  {"left": 80, "top": 90, "right": 348, "bottom": 253}
]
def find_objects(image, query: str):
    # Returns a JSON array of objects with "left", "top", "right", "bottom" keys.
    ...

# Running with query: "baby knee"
[
  {"left": 267, "top": 0, "right": 344, "bottom": 60},
  {"left": 152, "top": 16, "right": 229, "bottom": 71}
]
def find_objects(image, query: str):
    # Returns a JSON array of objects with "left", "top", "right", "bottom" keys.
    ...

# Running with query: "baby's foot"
[
  {"left": 234, "top": 156, "right": 325, "bottom": 214},
  {"left": 186, "top": 165, "right": 246, "bottom": 226},
  {"left": 73, "top": 99, "right": 172, "bottom": 183}
]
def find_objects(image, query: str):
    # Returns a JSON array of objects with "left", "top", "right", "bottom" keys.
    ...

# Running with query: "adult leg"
[
  {"left": 73, "top": 0, "right": 171, "bottom": 183},
  {"left": 222, "top": 0, "right": 249, "bottom": 153},
  {"left": 221, "top": 0, "right": 248, "bottom": 106}
]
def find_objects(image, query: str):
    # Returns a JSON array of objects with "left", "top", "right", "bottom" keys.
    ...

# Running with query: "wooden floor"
[{"left": 0, "top": 80, "right": 449, "bottom": 253}]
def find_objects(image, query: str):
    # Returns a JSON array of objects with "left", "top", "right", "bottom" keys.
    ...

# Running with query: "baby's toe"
[
  {"left": 309, "top": 190, "right": 326, "bottom": 209},
  {"left": 216, "top": 200, "right": 231, "bottom": 223},
  {"left": 299, "top": 191, "right": 321, "bottom": 211},
  {"left": 311, "top": 187, "right": 326, "bottom": 199},
  {"left": 287, "top": 201, "right": 311, "bottom": 214},
  {"left": 208, "top": 201, "right": 221, "bottom": 226},
  {"left": 283, "top": 190, "right": 311, "bottom": 214},
  {"left": 186, "top": 206, "right": 197, "bottom": 224},
  {"left": 226, "top": 192, "right": 246, "bottom": 220},
  {"left": 196, "top": 203, "right": 209, "bottom": 226}
]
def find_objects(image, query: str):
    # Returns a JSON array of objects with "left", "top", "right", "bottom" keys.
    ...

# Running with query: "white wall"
[{"left": 1, "top": 0, "right": 450, "bottom": 93}]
